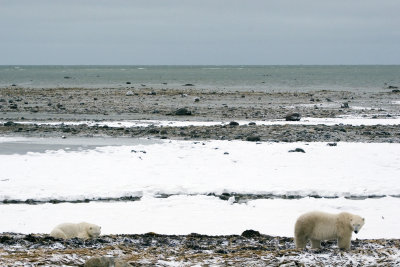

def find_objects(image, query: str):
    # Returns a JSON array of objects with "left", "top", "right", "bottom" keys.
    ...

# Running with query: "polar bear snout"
[{"left": 354, "top": 230, "right": 359, "bottom": 234}]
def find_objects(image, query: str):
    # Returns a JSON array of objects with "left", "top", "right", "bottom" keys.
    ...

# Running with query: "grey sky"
[{"left": 1, "top": 0, "right": 399, "bottom": 65}]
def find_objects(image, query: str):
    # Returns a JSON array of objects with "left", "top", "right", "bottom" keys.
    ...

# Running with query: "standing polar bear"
[
  {"left": 50, "top": 222, "right": 101, "bottom": 240},
  {"left": 294, "top": 211, "right": 365, "bottom": 250}
]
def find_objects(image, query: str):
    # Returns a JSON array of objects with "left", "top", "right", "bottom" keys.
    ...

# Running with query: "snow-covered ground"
[
  {"left": 1, "top": 115, "right": 400, "bottom": 128},
  {"left": 1, "top": 137, "right": 399, "bottom": 238},
  {"left": 0, "top": 195, "right": 398, "bottom": 239}
]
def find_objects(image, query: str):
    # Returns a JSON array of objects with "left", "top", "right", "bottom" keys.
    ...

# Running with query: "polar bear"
[
  {"left": 294, "top": 211, "right": 365, "bottom": 250},
  {"left": 50, "top": 222, "right": 101, "bottom": 240}
]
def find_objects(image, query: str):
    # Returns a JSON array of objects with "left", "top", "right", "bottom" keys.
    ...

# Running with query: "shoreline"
[
  {"left": 1, "top": 87, "right": 400, "bottom": 266},
  {"left": 1, "top": 232, "right": 399, "bottom": 266}
]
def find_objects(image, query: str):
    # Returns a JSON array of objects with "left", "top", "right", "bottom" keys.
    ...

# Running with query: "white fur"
[
  {"left": 50, "top": 222, "right": 101, "bottom": 240},
  {"left": 294, "top": 211, "right": 365, "bottom": 250}
]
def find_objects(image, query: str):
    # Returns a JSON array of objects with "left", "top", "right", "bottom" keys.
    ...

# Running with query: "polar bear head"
[
  {"left": 87, "top": 224, "right": 101, "bottom": 238},
  {"left": 350, "top": 215, "right": 365, "bottom": 234}
]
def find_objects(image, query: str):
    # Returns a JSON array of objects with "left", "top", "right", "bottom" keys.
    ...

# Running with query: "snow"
[
  {"left": 2, "top": 115, "right": 400, "bottom": 128},
  {"left": 0, "top": 137, "right": 400, "bottom": 238},
  {"left": 1, "top": 139, "right": 399, "bottom": 201},
  {"left": 0, "top": 195, "right": 398, "bottom": 239}
]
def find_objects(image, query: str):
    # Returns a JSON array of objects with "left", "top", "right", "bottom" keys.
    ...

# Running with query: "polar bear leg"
[
  {"left": 295, "top": 235, "right": 307, "bottom": 249},
  {"left": 77, "top": 232, "right": 89, "bottom": 240},
  {"left": 50, "top": 229, "right": 68, "bottom": 239},
  {"left": 311, "top": 239, "right": 321, "bottom": 249},
  {"left": 338, "top": 236, "right": 351, "bottom": 250}
]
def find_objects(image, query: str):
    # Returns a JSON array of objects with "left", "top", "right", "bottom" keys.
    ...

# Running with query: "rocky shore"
[
  {"left": 0, "top": 232, "right": 399, "bottom": 266},
  {"left": 1, "top": 86, "right": 400, "bottom": 266},
  {"left": 1, "top": 87, "right": 400, "bottom": 143}
]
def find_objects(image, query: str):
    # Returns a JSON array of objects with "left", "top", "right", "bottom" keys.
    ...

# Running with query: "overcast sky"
[{"left": 1, "top": 0, "right": 399, "bottom": 65}]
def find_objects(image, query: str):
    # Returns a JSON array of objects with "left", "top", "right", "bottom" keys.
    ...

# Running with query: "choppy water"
[{"left": 0, "top": 65, "right": 399, "bottom": 92}]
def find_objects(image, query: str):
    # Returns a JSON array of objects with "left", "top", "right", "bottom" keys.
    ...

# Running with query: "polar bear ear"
[{"left": 362, "top": 218, "right": 365, "bottom": 222}]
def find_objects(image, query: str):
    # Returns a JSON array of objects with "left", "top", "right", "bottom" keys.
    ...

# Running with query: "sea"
[{"left": 0, "top": 65, "right": 399, "bottom": 92}]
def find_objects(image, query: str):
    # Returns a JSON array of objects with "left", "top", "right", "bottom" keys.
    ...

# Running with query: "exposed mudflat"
[{"left": 0, "top": 232, "right": 399, "bottom": 266}]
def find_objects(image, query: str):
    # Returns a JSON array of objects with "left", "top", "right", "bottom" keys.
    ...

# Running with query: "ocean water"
[{"left": 0, "top": 65, "right": 399, "bottom": 92}]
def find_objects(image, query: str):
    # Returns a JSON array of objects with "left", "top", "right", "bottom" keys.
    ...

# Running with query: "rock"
[
  {"left": 84, "top": 256, "right": 131, "bottom": 267},
  {"left": 174, "top": 108, "right": 192, "bottom": 116},
  {"left": 392, "top": 89, "right": 400, "bottom": 93},
  {"left": 3, "top": 121, "right": 15, "bottom": 126},
  {"left": 194, "top": 98, "right": 200, "bottom": 102},
  {"left": 183, "top": 83, "right": 194, "bottom": 86},
  {"left": 248, "top": 122, "right": 256, "bottom": 126},
  {"left": 11, "top": 84, "right": 17, "bottom": 86},
  {"left": 9, "top": 104, "right": 18, "bottom": 109},
  {"left": 341, "top": 102, "right": 349, "bottom": 108},
  {"left": 246, "top": 136, "right": 261, "bottom": 142},
  {"left": 241, "top": 229, "right": 261, "bottom": 238},
  {"left": 126, "top": 82, "right": 131, "bottom": 84},
  {"left": 285, "top": 113, "right": 301, "bottom": 121},
  {"left": 289, "top": 148, "right": 305, "bottom": 153},
  {"left": 125, "top": 91, "right": 134, "bottom": 96},
  {"left": 388, "top": 85, "right": 398, "bottom": 89},
  {"left": 63, "top": 76, "right": 71, "bottom": 79},
  {"left": 229, "top": 121, "right": 239, "bottom": 126},
  {"left": 327, "top": 142, "right": 337, "bottom": 146}
]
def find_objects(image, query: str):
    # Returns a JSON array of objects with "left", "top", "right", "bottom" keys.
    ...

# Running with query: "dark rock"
[
  {"left": 246, "top": 136, "right": 261, "bottom": 142},
  {"left": 183, "top": 83, "right": 194, "bottom": 86},
  {"left": 11, "top": 84, "right": 17, "bottom": 86},
  {"left": 285, "top": 113, "right": 301, "bottom": 121},
  {"left": 64, "top": 76, "right": 71, "bottom": 79},
  {"left": 248, "top": 122, "right": 256, "bottom": 126},
  {"left": 241, "top": 229, "right": 261, "bottom": 238},
  {"left": 392, "top": 89, "right": 400, "bottom": 93},
  {"left": 3, "top": 121, "right": 15, "bottom": 126},
  {"left": 388, "top": 85, "right": 398, "bottom": 89},
  {"left": 126, "top": 82, "right": 131, "bottom": 84},
  {"left": 289, "top": 148, "right": 305, "bottom": 153},
  {"left": 327, "top": 143, "right": 337, "bottom": 146},
  {"left": 9, "top": 104, "right": 18, "bottom": 109},
  {"left": 341, "top": 102, "right": 349, "bottom": 108},
  {"left": 194, "top": 98, "right": 200, "bottom": 102},
  {"left": 84, "top": 256, "right": 131, "bottom": 267},
  {"left": 229, "top": 121, "right": 239, "bottom": 126},
  {"left": 174, "top": 108, "right": 192, "bottom": 116}
]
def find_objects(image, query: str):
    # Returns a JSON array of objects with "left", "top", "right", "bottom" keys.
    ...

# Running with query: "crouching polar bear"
[
  {"left": 50, "top": 222, "right": 101, "bottom": 240},
  {"left": 294, "top": 211, "right": 365, "bottom": 250}
]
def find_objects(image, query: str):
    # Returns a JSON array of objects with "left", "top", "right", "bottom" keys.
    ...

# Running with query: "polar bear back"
[
  {"left": 295, "top": 211, "right": 339, "bottom": 240},
  {"left": 50, "top": 222, "right": 101, "bottom": 239}
]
